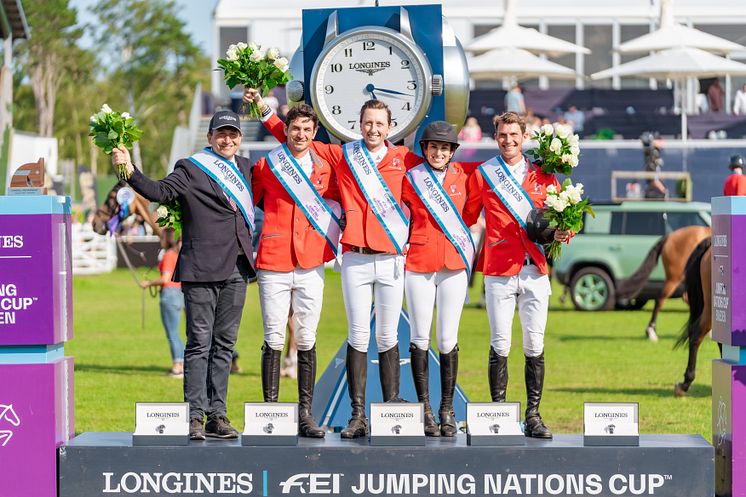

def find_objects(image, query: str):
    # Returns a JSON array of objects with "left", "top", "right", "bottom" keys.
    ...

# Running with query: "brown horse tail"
[
  {"left": 615, "top": 234, "right": 669, "bottom": 299},
  {"left": 675, "top": 237, "right": 712, "bottom": 350}
]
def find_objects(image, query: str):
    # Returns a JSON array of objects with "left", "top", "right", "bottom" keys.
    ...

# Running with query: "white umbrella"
[
  {"left": 465, "top": 0, "right": 589, "bottom": 57},
  {"left": 469, "top": 48, "right": 578, "bottom": 81},
  {"left": 618, "top": 0, "right": 746, "bottom": 55},
  {"left": 591, "top": 47, "right": 746, "bottom": 140}
]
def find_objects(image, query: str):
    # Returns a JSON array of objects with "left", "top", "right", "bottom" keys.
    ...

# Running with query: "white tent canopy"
[
  {"left": 469, "top": 48, "right": 578, "bottom": 80},
  {"left": 618, "top": 24, "right": 746, "bottom": 55}
]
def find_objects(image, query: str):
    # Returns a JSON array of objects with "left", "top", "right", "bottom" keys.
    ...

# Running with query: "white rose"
[
  {"left": 549, "top": 138, "right": 562, "bottom": 153},
  {"left": 90, "top": 115, "right": 97, "bottom": 123},
  {"left": 570, "top": 145, "right": 580, "bottom": 156},
  {"left": 101, "top": 104, "right": 113, "bottom": 114},
  {"left": 273, "top": 57, "right": 289, "bottom": 72},
  {"left": 561, "top": 154, "right": 573, "bottom": 164},
  {"left": 226, "top": 47, "right": 239, "bottom": 61},
  {"left": 121, "top": 112, "right": 131, "bottom": 119},
  {"left": 545, "top": 195, "right": 557, "bottom": 208},
  {"left": 157, "top": 206, "right": 169, "bottom": 218},
  {"left": 569, "top": 155, "right": 579, "bottom": 168},
  {"left": 248, "top": 41, "right": 261, "bottom": 51},
  {"left": 236, "top": 42, "right": 248, "bottom": 51},
  {"left": 266, "top": 47, "right": 280, "bottom": 60},
  {"left": 556, "top": 125, "right": 572, "bottom": 139},
  {"left": 541, "top": 124, "right": 554, "bottom": 135},
  {"left": 553, "top": 197, "right": 568, "bottom": 212},
  {"left": 250, "top": 50, "right": 265, "bottom": 62},
  {"left": 546, "top": 184, "right": 557, "bottom": 194},
  {"left": 559, "top": 190, "right": 571, "bottom": 203},
  {"left": 226, "top": 44, "right": 237, "bottom": 55},
  {"left": 575, "top": 182, "right": 584, "bottom": 194},
  {"left": 568, "top": 134, "right": 580, "bottom": 147},
  {"left": 569, "top": 190, "right": 582, "bottom": 204}
]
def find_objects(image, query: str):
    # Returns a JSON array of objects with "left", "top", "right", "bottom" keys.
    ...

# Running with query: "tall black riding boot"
[
  {"left": 341, "top": 345, "right": 369, "bottom": 439},
  {"left": 261, "top": 341, "right": 282, "bottom": 402},
  {"left": 488, "top": 347, "right": 509, "bottom": 402},
  {"left": 378, "top": 345, "right": 402, "bottom": 402},
  {"left": 409, "top": 344, "right": 440, "bottom": 437},
  {"left": 438, "top": 345, "right": 459, "bottom": 437},
  {"left": 297, "top": 347, "right": 325, "bottom": 438},
  {"left": 524, "top": 353, "right": 553, "bottom": 439}
]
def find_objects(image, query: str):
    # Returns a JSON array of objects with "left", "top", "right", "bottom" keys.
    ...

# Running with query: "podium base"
[
  {"left": 467, "top": 433, "right": 525, "bottom": 446},
  {"left": 241, "top": 434, "right": 298, "bottom": 446},
  {"left": 132, "top": 434, "right": 189, "bottom": 446}
]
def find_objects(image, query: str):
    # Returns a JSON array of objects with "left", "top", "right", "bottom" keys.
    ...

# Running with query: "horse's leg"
[
  {"left": 646, "top": 279, "right": 677, "bottom": 342},
  {"left": 675, "top": 327, "right": 707, "bottom": 396}
]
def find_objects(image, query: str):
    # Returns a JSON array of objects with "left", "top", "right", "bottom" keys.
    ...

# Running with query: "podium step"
[{"left": 59, "top": 433, "right": 713, "bottom": 497}]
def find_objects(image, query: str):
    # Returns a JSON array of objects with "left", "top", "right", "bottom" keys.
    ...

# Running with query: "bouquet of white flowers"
[
  {"left": 216, "top": 42, "right": 292, "bottom": 119},
  {"left": 543, "top": 179, "right": 594, "bottom": 259},
  {"left": 156, "top": 202, "right": 182, "bottom": 239},
  {"left": 88, "top": 104, "right": 144, "bottom": 180},
  {"left": 528, "top": 123, "right": 580, "bottom": 176}
]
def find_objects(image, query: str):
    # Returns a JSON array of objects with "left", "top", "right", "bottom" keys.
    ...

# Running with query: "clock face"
[{"left": 310, "top": 27, "right": 433, "bottom": 143}]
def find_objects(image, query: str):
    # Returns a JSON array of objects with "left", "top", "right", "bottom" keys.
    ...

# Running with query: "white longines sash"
[
  {"left": 265, "top": 144, "right": 342, "bottom": 255},
  {"left": 189, "top": 148, "right": 255, "bottom": 232},
  {"left": 342, "top": 140, "right": 409, "bottom": 253},
  {"left": 406, "top": 163, "right": 475, "bottom": 275},
  {"left": 479, "top": 155, "right": 537, "bottom": 241}
]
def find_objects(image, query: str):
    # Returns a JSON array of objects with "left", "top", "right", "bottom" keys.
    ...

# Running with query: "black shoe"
[
  {"left": 409, "top": 344, "right": 439, "bottom": 437},
  {"left": 524, "top": 354, "right": 553, "bottom": 439},
  {"left": 205, "top": 415, "right": 239, "bottom": 439},
  {"left": 189, "top": 417, "right": 206, "bottom": 441},
  {"left": 341, "top": 345, "right": 368, "bottom": 439},
  {"left": 439, "top": 345, "right": 459, "bottom": 437},
  {"left": 524, "top": 415, "right": 553, "bottom": 439},
  {"left": 297, "top": 347, "right": 326, "bottom": 438}
]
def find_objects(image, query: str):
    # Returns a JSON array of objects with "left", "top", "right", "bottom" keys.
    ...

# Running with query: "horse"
[
  {"left": 674, "top": 237, "right": 717, "bottom": 397},
  {"left": 91, "top": 180, "right": 161, "bottom": 236},
  {"left": 616, "top": 225, "right": 712, "bottom": 342}
]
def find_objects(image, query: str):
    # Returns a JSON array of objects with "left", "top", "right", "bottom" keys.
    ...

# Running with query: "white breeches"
[
  {"left": 405, "top": 268, "right": 468, "bottom": 354},
  {"left": 257, "top": 266, "right": 325, "bottom": 352},
  {"left": 341, "top": 251, "right": 405, "bottom": 353},
  {"left": 485, "top": 265, "right": 551, "bottom": 358}
]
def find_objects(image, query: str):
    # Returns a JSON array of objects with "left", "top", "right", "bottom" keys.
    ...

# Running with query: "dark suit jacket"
[{"left": 128, "top": 151, "right": 255, "bottom": 283}]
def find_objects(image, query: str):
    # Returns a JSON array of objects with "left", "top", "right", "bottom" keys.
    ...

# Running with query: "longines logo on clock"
[{"left": 349, "top": 61, "right": 391, "bottom": 76}]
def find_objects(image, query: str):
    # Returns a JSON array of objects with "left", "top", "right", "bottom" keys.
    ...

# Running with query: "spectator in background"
[
  {"left": 563, "top": 105, "right": 585, "bottom": 134},
  {"left": 733, "top": 84, "right": 746, "bottom": 116},
  {"left": 458, "top": 116, "right": 483, "bottom": 143},
  {"left": 640, "top": 131, "right": 667, "bottom": 199},
  {"left": 708, "top": 79, "right": 724, "bottom": 113},
  {"left": 504, "top": 83, "right": 526, "bottom": 115},
  {"left": 723, "top": 154, "right": 746, "bottom": 196},
  {"left": 139, "top": 228, "right": 185, "bottom": 378}
]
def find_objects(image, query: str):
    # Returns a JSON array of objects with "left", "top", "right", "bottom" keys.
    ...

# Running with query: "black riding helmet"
[
  {"left": 526, "top": 207, "right": 556, "bottom": 245},
  {"left": 419, "top": 120, "right": 460, "bottom": 152},
  {"left": 729, "top": 154, "right": 745, "bottom": 170}
]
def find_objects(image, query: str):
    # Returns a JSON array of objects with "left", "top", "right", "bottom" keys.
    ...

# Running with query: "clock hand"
[
  {"left": 365, "top": 83, "right": 378, "bottom": 100},
  {"left": 365, "top": 83, "right": 412, "bottom": 98}
]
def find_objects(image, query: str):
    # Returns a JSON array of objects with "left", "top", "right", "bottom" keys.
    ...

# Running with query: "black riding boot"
[
  {"left": 261, "top": 341, "right": 281, "bottom": 402},
  {"left": 524, "top": 353, "right": 552, "bottom": 439},
  {"left": 439, "top": 345, "right": 459, "bottom": 437},
  {"left": 297, "top": 347, "right": 325, "bottom": 438},
  {"left": 341, "top": 345, "right": 369, "bottom": 439},
  {"left": 488, "top": 347, "right": 509, "bottom": 402},
  {"left": 378, "top": 345, "right": 402, "bottom": 402},
  {"left": 409, "top": 344, "right": 440, "bottom": 437}
]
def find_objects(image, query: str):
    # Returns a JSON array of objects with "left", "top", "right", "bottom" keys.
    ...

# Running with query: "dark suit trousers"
[{"left": 182, "top": 256, "right": 251, "bottom": 420}]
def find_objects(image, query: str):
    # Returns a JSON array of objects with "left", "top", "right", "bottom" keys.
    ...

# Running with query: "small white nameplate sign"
[
  {"left": 584, "top": 402, "right": 639, "bottom": 446},
  {"left": 133, "top": 402, "right": 189, "bottom": 446},
  {"left": 466, "top": 402, "right": 524, "bottom": 445},
  {"left": 370, "top": 403, "right": 424, "bottom": 446},
  {"left": 243, "top": 403, "right": 298, "bottom": 437}
]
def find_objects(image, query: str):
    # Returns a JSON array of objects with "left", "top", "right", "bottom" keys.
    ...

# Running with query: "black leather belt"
[{"left": 348, "top": 245, "right": 389, "bottom": 255}]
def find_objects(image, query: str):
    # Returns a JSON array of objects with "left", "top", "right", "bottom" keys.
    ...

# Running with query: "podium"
[{"left": 0, "top": 195, "right": 74, "bottom": 497}]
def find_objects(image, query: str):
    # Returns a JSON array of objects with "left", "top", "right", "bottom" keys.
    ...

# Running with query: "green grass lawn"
[{"left": 69, "top": 268, "right": 719, "bottom": 440}]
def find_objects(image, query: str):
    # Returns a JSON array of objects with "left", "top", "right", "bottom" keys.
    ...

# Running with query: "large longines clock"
[
  {"left": 309, "top": 11, "right": 441, "bottom": 143},
  {"left": 287, "top": 5, "right": 469, "bottom": 145}
]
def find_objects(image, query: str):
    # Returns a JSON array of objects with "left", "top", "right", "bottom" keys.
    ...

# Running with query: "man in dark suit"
[{"left": 112, "top": 110, "right": 255, "bottom": 440}]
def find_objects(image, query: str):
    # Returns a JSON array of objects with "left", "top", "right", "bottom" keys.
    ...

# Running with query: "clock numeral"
[
  {"left": 344, "top": 48, "right": 353, "bottom": 57},
  {"left": 401, "top": 60, "right": 411, "bottom": 69},
  {"left": 389, "top": 46, "right": 393, "bottom": 55},
  {"left": 402, "top": 102, "right": 411, "bottom": 111},
  {"left": 406, "top": 80, "right": 417, "bottom": 90},
  {"left": 324, "top": 85, "right": 334, "bottom": 94},
  {"left": 331, "top": 105, "right": 342, "bottom": 115},
  {"left": 330, "top": 63, "right": 343, "bottom": 73},
  {"left": 347, "top": 120, "right": 356, "bottom": 130},
  {"left": 391, "top": 118, "right": 398, "bottom": 127},
  {"left": 363, "top": 40, "right": 375, "bottom": 51}
]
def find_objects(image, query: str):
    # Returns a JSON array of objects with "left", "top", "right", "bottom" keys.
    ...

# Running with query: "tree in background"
[{"left": 90, "top": 0, "right": 209, "bottom": 177}]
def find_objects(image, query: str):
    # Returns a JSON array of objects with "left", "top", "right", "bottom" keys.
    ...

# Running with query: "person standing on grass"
[
  {"left": 111, "top": 110, "right": 255, "bottom": 441},
  {"left": 244, "top": 89, "right": 422, "bottom": 439},
  {"left": 251, "top": 103, "right": 341, "bottom": 438},
  {"left": 139, "top": 228, "right": 185, "bottom": 378},
  {"left": 463, "top": 111, "right": 570, "bottom": 440}
]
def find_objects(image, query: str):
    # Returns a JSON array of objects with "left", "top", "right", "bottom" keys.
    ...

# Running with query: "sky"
[{"left": 70, "top": 0, "right": 218, "bottom": 55}]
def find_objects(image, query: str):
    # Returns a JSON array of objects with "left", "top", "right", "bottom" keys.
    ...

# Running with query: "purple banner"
[
  {"left": 713, "top": 360, "right": 746, "bottom": 497},
  {"left": 0, "top": 213, "right": 72, "bottom": 345},
  {"left": 0, "top": 358, "right": 74, "bottom": 497}
]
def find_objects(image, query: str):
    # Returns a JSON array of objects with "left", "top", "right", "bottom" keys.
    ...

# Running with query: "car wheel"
[{"left": 570, "top": 267, "right": 615, "bottom": 311}]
